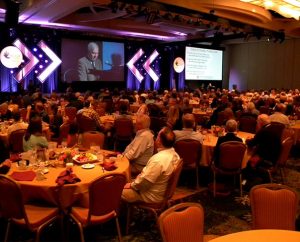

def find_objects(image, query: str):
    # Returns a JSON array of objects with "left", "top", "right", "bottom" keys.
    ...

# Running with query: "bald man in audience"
[
  {"left": 213, "top": 119, "right": 242, "bottom": 166},
  {"left": 122, "top": 114, "right": 154, "bottom": 176},
  {"left": 173, "top": 113, "right": 204, "bottom": 143},
  {"left": 269, "top": 103, "right": 290, "bottom": 127}
]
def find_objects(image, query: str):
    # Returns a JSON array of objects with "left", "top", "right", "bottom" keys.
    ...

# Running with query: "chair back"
[
  {"left": 9, "top": 129, "right": 26, "bottom": 153},
  {"left": 158, "top": 202, "right": 205, "bottom": 242},
  {"left": 218, "top": 141, "right": 246, "bottom": 171},
  {"left": 81, "top": 131, "right": 105, "bottom": 149},
  {"left": 88, "top": 173, "right": 126, "bottom": 219},
  {"left": 0, "top": 175, "right": 27, "bottom": 220},
  {"left": 114, "top": 117, "right": 134, "bottom": 139},
  {"left": 238, "top": 116, "right": 257, "bottom": 134},
  {"left": 76, "top": 113, "right": 97, "bottom": 133},
  {"left": 19, "top": 108, "right": 28, "bottom": 122},
  {"left": 164, "top": 159, "right": 183, "bottom": 203},
  {"left": 250, "top": 183, "right": 299, "bottom": 230},
  {"left": 174, "top": 139, "right": 201, "bottom": 169},
  {"left": 64, "top": 107, "right": 77, "bottom": 123},
  {"left": 277, "top": 137, "right": 293, "bottom": 167},
  {"left": 58, "top": 122, "right": 70, "bottom": 145}
]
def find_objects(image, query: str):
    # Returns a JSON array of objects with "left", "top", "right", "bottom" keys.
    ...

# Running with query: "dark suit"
[
  {"left": 214, "top": 132, "right": 243, "bottom": 166},
  {"left": 78, "top": 57, "right": 102, "bottom": 81},
  {"left": 246, "top": 123, "right": 283, "bottom": 165}
]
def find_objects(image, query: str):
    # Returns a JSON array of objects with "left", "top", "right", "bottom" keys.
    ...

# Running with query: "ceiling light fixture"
[{"left": 241, "top": 0, "right": 300, "bottom": 20}]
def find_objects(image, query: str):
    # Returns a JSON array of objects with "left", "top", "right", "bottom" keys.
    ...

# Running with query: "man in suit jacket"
[
  {"left": 214, "top": 119, "right": 242, "bottom": 166},
  {"left": 78, "top": 42, "right": 102, "bottom": 81}
]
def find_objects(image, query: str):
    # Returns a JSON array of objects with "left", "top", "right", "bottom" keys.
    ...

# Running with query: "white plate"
[
  {"left": 73, "top": 153, "right": 97, "bottom": 164},
  {"left": 81, "top": 163, "right": 95, "bottom": 169}
]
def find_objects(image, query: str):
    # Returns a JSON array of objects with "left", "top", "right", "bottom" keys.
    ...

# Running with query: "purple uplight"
[
  {"left": 33, "top": 48, "right": 37, "bottom": 52},
  {"left": 39, "top": 54, "right": 43, "bottom": 58},
  {"left": 39, "top": 65, "right": 43, "bottom": 69},
  {"left": 34, "top": 70, "right": 38, "bottom": 74},
  {"left": 10, "top": 70, "right": 14, "bottom": 74},
  {"left": 45, "top": 60, "right": 48, "bottom": 63}
]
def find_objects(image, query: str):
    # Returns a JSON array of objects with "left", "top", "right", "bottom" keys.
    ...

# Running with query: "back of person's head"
[
  {"left": 257, "top": 114, "right": 270, "bottom": 127},
  {"left": 275, "top": 103, "right": 286, "bottom": 113},
  {"left": 226, "top": 119, "right": 238, "bottom": 133},
  {"left": 136, "top": 114, "right": 151, "bottom": 130},
  {"left": 182, "top": 113, "right": 195, "bottom": 129},
  {"left": 25, "top": 116, "right": 42, "bottom": 141},
  {"left": 158, "top": 126, "right": 175, "bottom": 148},
  {"left": 139, "top": 96, "right": 146, "bottom": 103},
  {"left": 90, "top": 100, "right": 99, "bottom": 109},
  {"left": 35, "top": 101, "right": 44, "bottom": 112},
  {"left": 119, "top": 102, "right": 128, "bottom": 114}
]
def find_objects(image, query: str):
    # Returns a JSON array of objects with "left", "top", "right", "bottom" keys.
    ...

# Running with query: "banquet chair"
[
  {"left": 174, "top": 139, "right": 202, "bottom": 189},
  {"left": 250, "top": 183, "right": 299, "bottom": 230},
  {"left": 57, "top": 122, "right": 70, "bottom": 145},
  {"left": 64, "top": 106, "right": 77, "bottom": 123},
  {"left": 9, "top": 129, "right": 27, "bottom": 153},
  {"left": 267, "top": 136, "right": 294, "bottom": 183},
  {"left": 76, "top": 113, "right": 97, "bottom": 133},
  {"left": 158, "top": 202, "right": 216, "bottom": 242},
  {"left": 126, "top": 159, "right": 183, "bottom": 234},
  {"left": 81, "top": 131, "right": 105, "bottom": 149},
  {"left": 19, "top": 108, "right": 28, "bottom": 122},
  {"left": 238, "top": 115, "right": 257, "bottom": 134},
  {"left": 113, "top": 117, "right": 134, "bottom": 152},
  {"left": 0, "top": 175, "right": 59, "bottom": 242},
  {"left": 211, "top": 141, "right": 246, "bottom": 197},
  {"left": 69, "top": 173, "right": 126, "bottom": 242}
]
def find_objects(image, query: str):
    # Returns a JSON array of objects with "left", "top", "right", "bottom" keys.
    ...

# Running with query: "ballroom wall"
[{"left": 225, "top": 38, "right": 300, "bottom": 91}]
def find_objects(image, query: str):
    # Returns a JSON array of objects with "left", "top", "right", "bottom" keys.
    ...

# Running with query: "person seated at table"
[
  {"left": 80, "top": 100, "right": 112, "bottom": 132},
  {"left": 122, "top": 114, "right": 154, "bottom": 176},
  {"left": 269, "top": 103, "right": 290, "bottom": 127},
  {"left": 7, "top": 111, "right": 28, "bottom": 139},
  {"left": 243, "top": 114, "right": 283, "bottom": 189},
  {"left": 136, "top": 96, "right": 148, "bottom": 115},
  {"left": 173, "top": 113, "right": 204, "bottom": 143},
  {"left": 115, "top": 101, "right": 131, "bottom": 120},
  {"left": 213, "top": 119, "right": 242, "bottom": 167},
  {"left": 122, "top": 126, "right": 180, "bottom": 203},
  {"left": 0, "top": 102, "right": 12, "bottom": 121},
  {"left": 49, "top": 103, "right": 63, "bottom": 139},
  {"left": 23, "top": 116, "right": 48, "bottom": 152},
  {"left": 28, "top": 101, "right": 50, "bottom": 124}
]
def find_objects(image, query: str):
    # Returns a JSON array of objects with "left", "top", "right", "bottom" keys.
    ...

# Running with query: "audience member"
[
  {"left": 174, "top": 113, "right": 204, "bottom": 143},
  {"left": 122, "top": 126, "right": 180, "bottom": 203},
  {"left": 23, "top": 116, "right": 48, "bottom": 151},
  {"left": 122, "top": 114, "right": 154, "bottom": 176},
  {"left": 243, "top": 114, "right": 282, "bottom": 188},
  {"left": 213, "top": 119, "right": 242, "bottom": 166},
  {"left": 269, "top": 103, "right": 290, "bottom": 127},
  {"left": 7, "top": 111, "right": 28, "bottom": 139}
]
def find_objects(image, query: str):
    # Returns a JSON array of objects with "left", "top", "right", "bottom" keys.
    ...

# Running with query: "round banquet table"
[
  {"left": 200, "top": 131, "right": 254, "bottom": 167},
  {"left": 8, "top": 150, "right": 130, "bottom": 210},
  {"left": 210, "top": 229, "right": 300, "bottom": 242}
]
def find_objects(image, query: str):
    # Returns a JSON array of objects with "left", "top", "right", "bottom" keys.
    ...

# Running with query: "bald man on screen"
[{"left": 78, "top": 42, "right": 102, "bottom": 81}]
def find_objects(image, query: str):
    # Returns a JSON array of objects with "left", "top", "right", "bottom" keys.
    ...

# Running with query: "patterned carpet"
[{"left": 1, "top": 158, "right": 300, "bottom": 242}]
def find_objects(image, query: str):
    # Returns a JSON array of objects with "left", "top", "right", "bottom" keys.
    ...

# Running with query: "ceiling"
[{"left": 0, "top": 0, "right": 300, "bottom": 43}]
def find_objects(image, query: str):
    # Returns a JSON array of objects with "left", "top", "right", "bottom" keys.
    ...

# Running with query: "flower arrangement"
[
  {"left": 212, "top": 125, "right": 224, "bottom": 137},
  {"left": 58, "top": 149, "right": 78, "bottom": 164}
]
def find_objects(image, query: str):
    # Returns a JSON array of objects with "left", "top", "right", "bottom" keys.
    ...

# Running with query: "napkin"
[
  {"left": 101, "top": 163, "right": 118, "bottom": 171},
  {"left": 55, "top": 169, "right": 81, "bottom": 186},
  {"left": 10, "top": 171, "right": 36, "bottom": 181}
]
